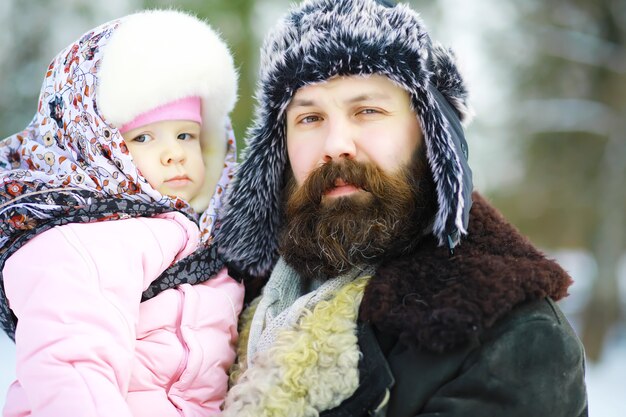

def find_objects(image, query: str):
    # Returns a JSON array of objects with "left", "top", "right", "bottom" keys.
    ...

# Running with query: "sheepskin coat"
[
  {"left": 212, "top": 1, "right": 587, "bottom": 414},
  {"left": 231, "top": 193, "right": 588, "bottom": 417}
]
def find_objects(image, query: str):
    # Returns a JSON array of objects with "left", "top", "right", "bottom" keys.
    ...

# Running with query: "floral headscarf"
[{"left": 0, "top": 15, "right": 237, "bottom": 340}]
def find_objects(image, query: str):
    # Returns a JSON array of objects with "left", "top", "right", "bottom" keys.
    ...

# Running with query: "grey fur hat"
[{"left": 217, "top": 0, "right": 474, "bottom": 279}]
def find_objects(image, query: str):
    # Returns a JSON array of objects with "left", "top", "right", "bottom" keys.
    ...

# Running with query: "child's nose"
[{"left": 161, "top": 141, "right": 186, "bottom": 165}]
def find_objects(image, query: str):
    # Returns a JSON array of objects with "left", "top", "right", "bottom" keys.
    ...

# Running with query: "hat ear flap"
[{"left": 430, "top": 43, "right": 474, "bottom": 125}]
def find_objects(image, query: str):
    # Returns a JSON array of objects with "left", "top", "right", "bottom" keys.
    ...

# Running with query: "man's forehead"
[{"left": 287, "top": 74, "right": 406, "bottom": 109}]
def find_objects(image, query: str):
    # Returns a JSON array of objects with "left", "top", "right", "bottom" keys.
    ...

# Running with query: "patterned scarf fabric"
[{"left": 0, "top": 18, "right": 236, "bottom": 340}]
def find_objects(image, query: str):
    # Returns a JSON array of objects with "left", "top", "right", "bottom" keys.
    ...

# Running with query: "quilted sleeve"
[{"left": 2, "top": 216, "right": 196, "bottom": 417}]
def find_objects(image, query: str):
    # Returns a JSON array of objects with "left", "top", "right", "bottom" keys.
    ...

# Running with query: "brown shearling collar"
[{"left": 360, "top": 192, "right": 572, "bottom": 352}]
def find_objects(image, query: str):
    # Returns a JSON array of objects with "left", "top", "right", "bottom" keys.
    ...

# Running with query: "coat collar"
[
  {"left": 360, "top": 192, "right": 573, "bottom": 352},
  {"left": 320, "top": 322, "right": 395, "bottom": 417}
]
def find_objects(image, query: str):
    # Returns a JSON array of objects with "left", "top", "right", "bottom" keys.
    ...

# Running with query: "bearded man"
[{"left": 217, "top": 0, "right": 588, "bottom": 416}]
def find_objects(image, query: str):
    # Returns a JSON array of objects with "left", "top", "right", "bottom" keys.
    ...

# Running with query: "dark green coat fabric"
[
  {"left": 386, "top": 299, "right": 585, "bottom": 416},
  {"left": 320, "top": 193, "right": 588, "bottom": 417}
]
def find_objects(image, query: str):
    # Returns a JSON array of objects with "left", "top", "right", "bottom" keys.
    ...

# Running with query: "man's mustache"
[{"left": 296, "top": 160, "right": 382, "bottom": 204}]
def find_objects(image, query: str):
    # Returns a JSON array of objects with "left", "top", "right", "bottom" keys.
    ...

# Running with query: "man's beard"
[{"left": 279, "top": 149, "right": 436, "bottom": 280}]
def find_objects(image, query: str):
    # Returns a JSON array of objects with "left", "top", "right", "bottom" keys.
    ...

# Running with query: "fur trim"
[
  {"left": 431, "top": 43, "right": 475, "bottom": 125},
  {"left": 360, "top": 192, "right": 573, "bottom": 352},
  {"left": 228, "top": 296, "right": 259, "bottom": 386},
  {"left": 217, "top": 0, "right": 473, "bottom": 279},
  {"left": 223, "top": 276, "right": 370, "bottom": 417},
  {"left": 97, "top": 9, "right": 238, "bottom": 212}
]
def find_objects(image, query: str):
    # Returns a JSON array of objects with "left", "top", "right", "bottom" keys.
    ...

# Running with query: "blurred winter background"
[{"left": 1, "top": 0, "right": 624, "bottom": 415}]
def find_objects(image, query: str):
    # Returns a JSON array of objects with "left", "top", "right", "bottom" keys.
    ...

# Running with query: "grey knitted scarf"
[{"left": 246, "top": 257, "right": 376, "bottom": 367}]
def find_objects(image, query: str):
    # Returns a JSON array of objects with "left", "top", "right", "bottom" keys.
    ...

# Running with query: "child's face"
[{"left": 122, "top": 120, "right": 205, "bottom": 202}]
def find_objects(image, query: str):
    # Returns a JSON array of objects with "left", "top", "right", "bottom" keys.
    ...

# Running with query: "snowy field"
[{"left": 585, "top": 334, "right": 626, "bottom": 416}]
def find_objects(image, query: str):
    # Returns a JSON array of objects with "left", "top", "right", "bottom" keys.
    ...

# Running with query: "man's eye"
[
  {"left": 299, "top": 115, "right": 321, "bottom": 124},
  {"left": 358, "top": 108, "right": 380, "bottom": 115}
]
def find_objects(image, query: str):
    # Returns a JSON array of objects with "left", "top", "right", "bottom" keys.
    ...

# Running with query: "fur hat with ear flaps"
[{"left": 217, "top": 0, "right": 474, "bottom": 280}]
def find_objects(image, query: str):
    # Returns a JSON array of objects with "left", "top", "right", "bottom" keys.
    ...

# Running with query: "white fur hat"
[{"left": 97, "top": 9, "right": 238, "bottom": 211}]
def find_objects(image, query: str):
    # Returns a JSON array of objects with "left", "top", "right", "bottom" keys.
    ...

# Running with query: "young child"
[{"left": 0, "top": 10, "right": 242, "bottom": 417}]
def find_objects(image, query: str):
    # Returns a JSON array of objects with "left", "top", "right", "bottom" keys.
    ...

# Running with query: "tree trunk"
[{"left": 581, "top": 119, "right": 625, "bottom": 362}]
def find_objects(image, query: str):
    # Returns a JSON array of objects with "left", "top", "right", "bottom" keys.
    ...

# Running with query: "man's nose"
[{"left": 322, "top": 118, "right": 356, "bottom": 163}]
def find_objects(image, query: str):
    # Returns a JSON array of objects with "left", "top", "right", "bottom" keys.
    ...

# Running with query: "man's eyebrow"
[
  {"left": 345, "top": 92, "right": 391, "bottom": 103},
  {"left": 287, "top": 92, "right": 392, "bottom": 110},
  {"left": 287, "top": 98, "right": 316, "bottom": 109}
]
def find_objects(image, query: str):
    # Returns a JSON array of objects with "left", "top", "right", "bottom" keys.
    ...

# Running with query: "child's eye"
[
  {"left": 133, "top": 134, "right": 152, "bottom": 143},
  {"left": 177, "top": 133, "right": 195, "bottom": 141}
]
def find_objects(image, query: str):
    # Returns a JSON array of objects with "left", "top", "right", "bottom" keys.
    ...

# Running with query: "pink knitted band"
[{"left": 119, "top": 96, "right": 202, "bottom": 133}]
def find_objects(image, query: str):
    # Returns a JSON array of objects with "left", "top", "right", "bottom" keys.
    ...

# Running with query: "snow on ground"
[
  {"left": 1, "top": 333, "right": 15, "bottom": 403},
  {"left": 586, "top": 331, "right": 626, "bottom": 416}
]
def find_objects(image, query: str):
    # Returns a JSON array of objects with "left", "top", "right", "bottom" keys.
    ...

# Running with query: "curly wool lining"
[
  {"left": 223, "top": 276, "right": 371, "bottom": 417},
  {"left": 248, "top": 259, "right": 375, "bottom": 366}
]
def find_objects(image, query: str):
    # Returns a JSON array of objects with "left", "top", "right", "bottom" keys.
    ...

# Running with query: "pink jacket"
[{"left": 2, "top": 212, "right": 244, "bottom": 417}]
